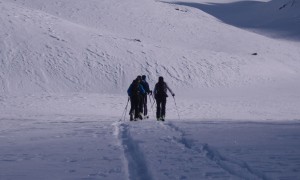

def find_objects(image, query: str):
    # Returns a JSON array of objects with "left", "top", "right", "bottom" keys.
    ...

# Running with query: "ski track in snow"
[
  {"left": 1, "top": 93, "right": 300, "bottom": 179},
  {"left": 115, "top": 122, "right": 153, "bottom": 180},
  {"left": 162, "top": 122, "right": 268, "bottom": 180},
  {"left": 114, "top": 119, "right": 270, "bottom": 180}
]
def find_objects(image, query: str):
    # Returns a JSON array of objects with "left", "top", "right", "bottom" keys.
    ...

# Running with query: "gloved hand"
[{"left": 172, "top": 93, "right": 175, "bottom": 97}]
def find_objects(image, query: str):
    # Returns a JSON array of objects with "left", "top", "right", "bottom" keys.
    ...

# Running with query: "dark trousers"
[
  {"left": 142, "top": 95, "right": 148, "bottom": 116},
  {"left": 156, "top": 97, "right": 166, "bottom": 119},
  {"left": 139, "top": 95, "right": 144, "bottom": 115},
  {"left": 129, "top": 95, "right": 140, "bottom": 119}
]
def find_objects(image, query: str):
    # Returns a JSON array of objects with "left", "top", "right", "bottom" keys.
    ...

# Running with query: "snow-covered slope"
[
  {"left": 1, "top": 0, "right": 300, "bottom": 95},
  {"left": 170, "top": 0, "right": 300, "bottom": 39},
  {"left": 1, "top": 1, "right": 300, "bottom": 179}
]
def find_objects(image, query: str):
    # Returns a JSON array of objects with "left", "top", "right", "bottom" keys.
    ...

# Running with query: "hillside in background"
[
  {"left": 0, "top": 0, "right": 300, "bottom": 95},
  {"left": 169, "top": 0, "right": 300, "bottom": 39}
]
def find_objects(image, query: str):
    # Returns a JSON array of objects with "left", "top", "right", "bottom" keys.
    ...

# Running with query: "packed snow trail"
[
  {"left": 115, "top": 123, "right": 153, "bottom": 180},
  {"left": 115, "top": 120, "right": 264, "bottom": 179},
  {"left": 163, "top": 122, "right": 267, "bottom": 180},
  {"left": 114, "top": 119, "right": 300, "bottom": 180}
]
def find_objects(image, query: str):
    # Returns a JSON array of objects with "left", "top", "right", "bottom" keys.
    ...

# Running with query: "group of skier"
[{"left": 127, "top": 75, "right": 175, "bottom": 121}]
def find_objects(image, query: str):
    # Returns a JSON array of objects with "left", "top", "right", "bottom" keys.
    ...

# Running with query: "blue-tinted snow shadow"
[{"left": 162, "top": 0, "right": 300, "bottom": 41}]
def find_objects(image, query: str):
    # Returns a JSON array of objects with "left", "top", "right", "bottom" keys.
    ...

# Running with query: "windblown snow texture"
[{"left": 0, "top": 0, "right": 300, "bottom": 94}]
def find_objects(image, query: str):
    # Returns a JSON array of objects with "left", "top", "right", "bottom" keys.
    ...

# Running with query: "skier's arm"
[
  {"left": 142, "top": 81, "right": 150, "bottom": 94},
  {"left": 166, "top": 83, "right": 175, "bottom": 96},
  {"left": 145, "top": 84, "right": 149, "bottom": 93},
  {"left": 153, "top": 84, "right": 157, "bottom": 99},
  {"left": 139, "top": 84, "right": 146, "bottom": 95},
  {"left": 153, "top": 85, "right": 156, "bottom": 94},
  {"left": 146, "top": 82, "right": 152, "bottom": 95}
]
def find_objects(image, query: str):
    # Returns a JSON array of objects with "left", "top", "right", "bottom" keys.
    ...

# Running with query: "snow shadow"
[{"left": 163, "top": 0, "right": 300, "bottom": 40}]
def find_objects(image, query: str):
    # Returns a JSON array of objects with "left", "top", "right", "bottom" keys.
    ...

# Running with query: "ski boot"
[
  {"left": 138, "top": 113, "right": 143, "bottom": 120},
  {"left": 130, "top": 113, "right": 134, "bottom": 121}
]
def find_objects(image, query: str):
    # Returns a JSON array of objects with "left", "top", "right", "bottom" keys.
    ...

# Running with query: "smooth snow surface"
[{"left": 1, "top": 0, "right": 300, "bottom": 179}]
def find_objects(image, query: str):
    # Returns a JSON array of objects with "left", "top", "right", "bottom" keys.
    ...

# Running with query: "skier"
[
  {"left": 153, "top": 76, "right": 175, "bottom": 121},
  {"left": 127, "top": 77, "right": 146, "bottom": 121},
  {"left": 140, "top": 75, "right": 152, "bottom": 118}
]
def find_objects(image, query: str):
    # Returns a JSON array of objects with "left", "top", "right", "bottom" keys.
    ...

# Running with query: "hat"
[
  {"left": 142, "top": 75, "right": 146, "bottom": 80},
  {"left": 136, "top": 75, "right": 142, "bottom": 81},
  {"left": 158, "top": 76, "right": 164, "bottom": 82}
]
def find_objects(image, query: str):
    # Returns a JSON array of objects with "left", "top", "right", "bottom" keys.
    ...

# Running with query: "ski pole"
[
  {"left": 172, "top": 96, "right": 181, "bottom": 120},
  {"left": 120, "top": 98, "right": 127, "bottom": 121},
  {"left": 123, "top": 97, "right": 130, "bottom": 121},
  {"left": 120, "top": 97, "right": 130, "bottom": 121}
]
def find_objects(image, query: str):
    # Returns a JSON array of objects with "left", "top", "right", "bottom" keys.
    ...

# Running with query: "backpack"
[
  {"left": 156, "top": 82, "right": 167, "bottom": 98},
  {"left": 130, "top": 81, "right": 140, "bottom": 96}
]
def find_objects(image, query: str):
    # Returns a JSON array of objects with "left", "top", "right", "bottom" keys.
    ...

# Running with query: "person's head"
[
  {"left": 158, "top": 76, "right": 164, "bottom": 83},
  {"left": 136, "top": 76, "right": 142, "bottom": 82},
  {"left": 142, "top": 75, "right": 146, "bottom": 80}
]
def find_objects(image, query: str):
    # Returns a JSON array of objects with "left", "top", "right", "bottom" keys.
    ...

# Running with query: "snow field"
[
  {"left": 1, "top": 0, "right": 300, "bottom": 179},
  {"left": 1, "top": 94, "right": 300, "bottom": 179},
  {"left": 0, "top": 117, "right": 125, "bottom": 180},
  {"left": 1, "top": 109, "right": 300, "bottom": 179}
]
